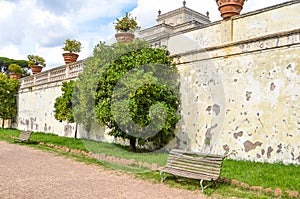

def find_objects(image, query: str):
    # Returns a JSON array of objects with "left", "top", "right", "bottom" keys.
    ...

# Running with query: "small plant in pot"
[
  {"left": 8, "top": 63, "right": 24, "bottom": 80},
  {"left": 114, "top": 12, "right": 141, "bottom": 42},
  {"left": 216, "top": 0, "right": 247, "bottom": 19},
  {"left": 62, "top": 39, "right": 82, "bottom": 64},
  {"left": 27, "top": 55, "right": 46, "bottom": 75}
]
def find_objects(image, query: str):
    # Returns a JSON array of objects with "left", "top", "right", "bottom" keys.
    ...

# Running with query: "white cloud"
[
  {"left": 244, "top": 0, "right": 290, "bottom": 13},
  {"left": 132, "top": 0, "right": 289, "bottom": 28},
  {"left": 131, "top": 0, "right": 222, "bottom": 29},
  {"left": 0, "top": 1, "right": 14, "bottom": 19},
  {"left": 0, "top": 45, "right": 25, "bottom": 60},
  {"left": 76, "top": 0, "right": 136, "bottom": 22}
]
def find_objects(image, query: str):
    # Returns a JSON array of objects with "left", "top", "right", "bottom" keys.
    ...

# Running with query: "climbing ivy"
[
  {"left": 53, "top": 80, "right": 79, "bottom": 138},
  {"left": 54, "top": 80, "right": 75, "bottom": 123}
]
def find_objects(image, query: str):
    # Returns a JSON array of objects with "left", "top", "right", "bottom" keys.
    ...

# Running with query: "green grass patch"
[
  {"left": 137, "top": 172, "right": 279, "bottom": 199},
  {"left": 221, "top": 159, "right": 300, "bottom": 192},
  {"left": 83, "top": 140, "right": 168, "bottom": 166},
  {"left": 0, "top": 128, "right": 19, "bottom": 142},
  {"left": 0, "top": 129, "right": 168, "bottom": 166},
  {"left": 32, "top": 132, "right": 87, "bottom": 150}
]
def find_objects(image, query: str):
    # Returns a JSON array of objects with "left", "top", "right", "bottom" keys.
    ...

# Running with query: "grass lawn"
[{"left": 0, "top": 128, "right": 299, "bottom": 198}]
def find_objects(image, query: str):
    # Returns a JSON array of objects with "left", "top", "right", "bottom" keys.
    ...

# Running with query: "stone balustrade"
[{"left": 20, "top": 60, "right": 85, "bottom": 90}]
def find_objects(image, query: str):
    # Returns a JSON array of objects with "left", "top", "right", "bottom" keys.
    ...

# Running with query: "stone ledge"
[
  {"left": 286, "top": 190, "right": 299, "bottom": 198},
  {"left": 219, "top": 178, "right": 298, "bottom": 198},
  {"left": 38, "top": 142, "right": 159, "bottom": 171}
]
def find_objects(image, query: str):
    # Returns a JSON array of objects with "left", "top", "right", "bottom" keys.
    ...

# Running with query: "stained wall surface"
[
  {"left": 16, "top": 64, "right": 110, "bottom": 141},
  {"left": 167, "top": 1, "right": 300, "bottom": 164},
  {"left": 17, "top": 82, "right": 74, "bottom": 137}
]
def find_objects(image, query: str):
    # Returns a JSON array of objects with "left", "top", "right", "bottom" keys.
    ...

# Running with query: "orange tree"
[{"left": 73, "top": 40, "right": 179, "bottom": 151}]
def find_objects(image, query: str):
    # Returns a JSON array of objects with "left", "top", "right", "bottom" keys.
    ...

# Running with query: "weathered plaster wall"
[
  {"left": 16, "top": 63, "right": 113, "bottom": 142},
  {"left": 167, "top": 1, "right": 300, "bottom": 165},
  {"left": 173, "top": 45, "right": 300, "bottom": 165},
  {"left": 17, "top": 81, "right": 113, "bottom": 142},
  {"left": 233, "top": 2, "right": 300, "bottom": 42},
  {"left": 16, "top": 82, "right": 73, "bottom": 136}
]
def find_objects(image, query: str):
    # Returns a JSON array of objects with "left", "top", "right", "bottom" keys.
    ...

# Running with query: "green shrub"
[
  {"left": 62, "top": 39, "right": 82, "bottom": 53},
  {"left": 114, "top": 12, "right": 141, "bottom": 32},
  {"left": 27, "top": 55, "right": 46, "bottom": 67},
  {"left": 8, "top": 64, "right": 24, "bottom": 74}
]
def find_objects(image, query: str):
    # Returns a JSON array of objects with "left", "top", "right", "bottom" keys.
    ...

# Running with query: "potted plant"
[
  {"left": 8, "top": 64, "right": 24, "bottom": 80},
  {"left": 27, "top": 55, "right": 46, "bottom": 74},
  {"left": 114, "top": 12, "right": 141, "bottom": 42},
  {"left": 62, "top": 39, "right": 82, "bottom": 64},
  {"left": 216, "top": 0, "right": 246, "bottom": 19}
]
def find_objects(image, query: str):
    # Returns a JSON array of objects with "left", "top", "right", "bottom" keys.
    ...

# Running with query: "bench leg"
[
  {"left": 200, "top": 179, "right": 204, "bottom": 192},
  {"left": 160, "top": 171, "right": 165, "bottom": 182}
]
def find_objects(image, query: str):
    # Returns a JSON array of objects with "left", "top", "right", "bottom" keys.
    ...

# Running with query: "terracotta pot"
[
  {"left": 63, "top": 53, "right": 79, "bottom": 64},
  {"left": 30, "top": 65, "right": 43, "bottom": 74},
  {"left": 115, "top": 32, "right": 135, "bottom": 43},
  {"left": 9, "top": 72, "right": 21, "bottom": 80},
  {"left": 216, "top": 0, "right": 245, "bottom": 19}
]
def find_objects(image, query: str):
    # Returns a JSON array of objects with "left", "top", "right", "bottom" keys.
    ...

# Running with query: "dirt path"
[{"left": 0, "top": 141, "right": 208, "bottom": 199}]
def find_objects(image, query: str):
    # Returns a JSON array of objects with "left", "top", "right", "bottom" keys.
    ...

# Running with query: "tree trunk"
[
  {"left": 9, "top": 114, "right": 12, "bottom": 128},
  {"left": 74, "top": 123, "right": 78, "bottom": 139},
  {"left": 129, "top": 137, "right": 136, "bottom": 152},
  {"left": 1, "top": 118, "right": 4, "bottom": 128}
]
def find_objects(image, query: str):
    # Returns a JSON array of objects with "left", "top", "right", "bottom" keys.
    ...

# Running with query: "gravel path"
[{"left": 0, "top": 141, "right": 208, "bottom": 199}]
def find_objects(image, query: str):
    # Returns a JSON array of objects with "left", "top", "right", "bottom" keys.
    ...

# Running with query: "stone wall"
[
  {"left": 16, "top": 60, "right": 113, "bottom": 142},
  {"left": 16, "top": 1, "right": 300, "bottom": 164},
  {"left": 18, "top": 70, "right": 73, "bottom": 137},
  {"left": 167, "top": 1, "right": 300, "bottom": 165},
  {"left": 16, "top": 61, "right": 81, "bottom": 137},
  {"left": 17, "top": 82, "right": 70, "bottom": 135}
]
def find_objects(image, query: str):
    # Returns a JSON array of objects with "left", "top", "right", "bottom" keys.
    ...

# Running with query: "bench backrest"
[
  {"left": 165, "top": 149, "right": 224, "bottom": 180},
  {"left": 19, "top": 131, "right": 32, "bottom": 141}
]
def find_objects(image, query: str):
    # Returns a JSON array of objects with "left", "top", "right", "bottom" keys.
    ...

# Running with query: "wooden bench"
[
  {"left": 159, "top": 149, "right": 225, "bottom": 192},
  {"left": 16, "top": 131, "right": 32, "bottom": 142}
]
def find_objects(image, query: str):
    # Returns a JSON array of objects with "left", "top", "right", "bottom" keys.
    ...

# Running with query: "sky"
[{"left": 0, "top": 0, "right": 290, "bottom": 70}]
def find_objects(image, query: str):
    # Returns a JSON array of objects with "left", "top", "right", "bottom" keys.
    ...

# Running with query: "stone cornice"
[
  {"left": 177, "top": 28, "right": 300, "bottom": 63},
  {"left": 157, "top": 6, "right": 209, "bottom": 23},
  {"left": 139, "top": 20, "right": 203, "bottom": 41},
  {"left": 138, "top": 23, "right": 173, "bottom": 34}
]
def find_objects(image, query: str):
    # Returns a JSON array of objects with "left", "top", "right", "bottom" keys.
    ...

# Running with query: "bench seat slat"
[
  {"left": 165, "top": 164, "right": 221, "bottom": 177},
  {"left": 170, "top": 152, "right": 224, "bottom": 161},
  {"left": 169, "top": 155, "right": 222, "bottom": 166},
  {"left": 166, "top": 160, "right": 221, "bottom": 174},
  {"left": 171, "top": 149, "right": 224, "bottom": 158},
  {"left": 161, "top": 166, "right": 219, "bottom": 181},
  {"left": 167, "top": 159, "right": 222, "bottom": 170},
  {"left": 170, "top": 153, "right": 224, "bottom": 162},
  {"left": 166, "top": 160, "right": 221, "bottom": 175}
]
